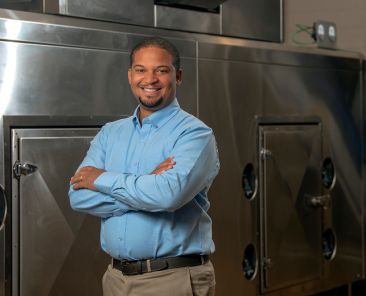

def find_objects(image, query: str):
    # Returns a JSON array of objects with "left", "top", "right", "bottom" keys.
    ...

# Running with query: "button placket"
[{"left": 136, "top": 124, "right": 152, "bottom": 173}]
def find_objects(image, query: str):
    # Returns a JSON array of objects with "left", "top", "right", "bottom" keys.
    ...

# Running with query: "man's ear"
[
  {"left": 127, "top": 68, "right": 132, "bottom": 85},
  {"left": 176, "top": 69, "right": 183, "bottom": 86}
]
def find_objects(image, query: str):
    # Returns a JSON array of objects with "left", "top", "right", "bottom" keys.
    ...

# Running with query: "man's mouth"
[{"left": 141, "top": 87, "right": 161, "bottom": 93}]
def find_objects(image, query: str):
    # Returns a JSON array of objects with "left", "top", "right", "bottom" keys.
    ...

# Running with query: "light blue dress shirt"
[{"left": 69, "top": 99, "right": 220, "bottom": 260}]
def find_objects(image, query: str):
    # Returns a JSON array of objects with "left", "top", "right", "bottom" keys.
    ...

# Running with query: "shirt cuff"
[{"left": 94, "top": 171, "right": 121, "bottom": 195}]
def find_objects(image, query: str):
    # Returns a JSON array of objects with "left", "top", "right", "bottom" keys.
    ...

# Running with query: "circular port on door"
[
  {"left": 242, "top": 243, "right": 257, "bottom": 280},
  {"left": 322, "top": 228, "right": 337, "bottom": 260},
  {"left": 242, "top": 163, "right": 257, "bottom": 199},
  {"left": 0, "top": 185, "right": 7, "bottom": 231},
  {"left": 321, "top": 157, "right": 336, "bottom": 190}
]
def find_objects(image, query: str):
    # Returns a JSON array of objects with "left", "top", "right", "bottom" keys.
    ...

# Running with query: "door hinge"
[
  {"left": 260, "top": 148, "right": 272, "bottom": 160},
  {"left": 13, "top": 161, "right": 38, "bottom": 179}
]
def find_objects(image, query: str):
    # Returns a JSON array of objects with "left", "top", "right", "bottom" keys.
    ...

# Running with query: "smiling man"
[{"left": 69, "top": 37, "right": 220, "bottom": 296}]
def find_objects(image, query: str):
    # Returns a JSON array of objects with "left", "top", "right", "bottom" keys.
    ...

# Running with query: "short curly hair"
[{"left": 130, "top": 37, "right": 181, "bottom": 71}]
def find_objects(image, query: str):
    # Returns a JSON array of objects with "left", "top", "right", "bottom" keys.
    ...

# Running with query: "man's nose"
[{"left": 144, "top": 71, "right": 158, "bottom": 83}]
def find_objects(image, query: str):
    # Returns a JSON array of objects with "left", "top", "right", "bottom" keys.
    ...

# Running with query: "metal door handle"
[
  {"left": 305, "top": 194, "right": 331, "bottom": 210},
  {"left": 13, "top": 161, "right": 38, "bottom": 179},
  {"left": 0, "top": 185, "right": 7, "bottom": 231}
]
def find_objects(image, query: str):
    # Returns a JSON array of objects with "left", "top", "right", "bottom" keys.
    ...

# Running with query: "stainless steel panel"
[
  {"left": 0, "top": 41, "right": 197, "bottom": 117},
  {"left": 0, "top": 0, "right": 42, "bottom": 12},
  {"left": 261, "top": 64, "right": 363, "bottom": 290},
  {"left": 198, "top": 41, "right": 362, "bottom": 295},
  {"left": 198, "top": 57, "right": 263, "bottom": 296},
  {"left": 0, "top": 14, "right": 198, "bottom": 117},
  {"left": 198, "top": 42, "right": 360, "bottom": 69},
  {"left": 11, "top": 128, "right": 107, "bottom": 296},
  {"left": 0, "top": 9, "right": 363, "bottom": 296},
  {"left": 0, "top": 1, "right": 31, "bottom": 3},
  {"left": 57, "top": 0, "right": 154, "bottom": 27},
  {"left": 0, "top": 0, "right": 154, "bottom": 26},
  {"left": 155, "top": 4, "right": 220, "bottom": 35},
  {"left": 0, "top": 41, "right": 136, "bottom": 117},
  {"left": 221, "top": 0, "right": 283, "bottom": 42},
  {"left": 0, "top": 185, "right": 5, "bottom": 296},
  {"left": 259, "top": 124, "right": 322, "bottom": 291}
]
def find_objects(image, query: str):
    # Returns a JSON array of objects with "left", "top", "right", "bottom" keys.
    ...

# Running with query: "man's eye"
[
  {"left": 157, "top": 69, "right": 169, "bottom": 73},
  {"left": 135, "top": 69, "right": 145, "bottom": 73}
]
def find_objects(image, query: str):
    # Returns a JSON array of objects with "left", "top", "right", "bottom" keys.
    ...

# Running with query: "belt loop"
[{"left": 146, "top": 259, "right": 152, "bottom": 273}]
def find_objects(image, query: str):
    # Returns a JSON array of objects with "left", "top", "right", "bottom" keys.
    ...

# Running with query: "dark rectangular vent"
[{"left": 155, "top": 0, "right": 226, "bottom": 13}]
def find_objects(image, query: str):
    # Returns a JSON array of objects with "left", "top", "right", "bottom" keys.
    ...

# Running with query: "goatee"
[{"left": 138, "top": 97, "right": 164, "bottom": 109}]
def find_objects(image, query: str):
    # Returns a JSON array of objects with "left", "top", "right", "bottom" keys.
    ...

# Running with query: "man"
[{"left": 69, "top": 37, "right": 220, "bottom": 296}]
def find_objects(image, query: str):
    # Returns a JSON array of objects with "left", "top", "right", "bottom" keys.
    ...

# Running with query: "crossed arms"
[{"left": 68, "top": 125, "right": 219, "bottom": 218}]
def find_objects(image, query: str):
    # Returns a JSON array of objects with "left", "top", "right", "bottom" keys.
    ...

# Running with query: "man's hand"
[
  {"left": 150, "top": 157, "right": 176, "bottom": 175},
  {"left": 70, "top": 166, "right": 105, "bottom": 191},
  {"left": 70, "top": 158, "right": 174, "bottom": 191}
]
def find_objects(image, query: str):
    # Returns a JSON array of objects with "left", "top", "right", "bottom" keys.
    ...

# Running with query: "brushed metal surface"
[
  {"left": 0, "top": 0, "right": 154, "bottom": 26},
  {"left": 0, "top": 42, "right": 196, "bottom": 117},
  {"left": 198, "top": 58, "right": 262, "bottom": 296},
  {"left": 0, "top": 41, "right": 135, "bottom": 116},
  {"left": 0, "top": 0, "right": 42, "bottom": 12},
  {"left": 261, "top": 63, "right": 363, "bottom": 292},
  {"left": 58, "top": 0, "right": 154, "bottom": 27},
  {"left": 198, "top": 41, "right": 362, "bottom": 295},
  {"left": 0, "top": 9, "right": 364, "bottom": 296},
  {"left": 1, "top": 0, "right": 283, "bottom": 42},
  {"left": 222, "top": 0, "right": 283, "bottom": 42},
  {"left": 260, "top": 124, "right": 322, "bottom": 292},
  {"left": 0, "top": 14, "right": 198, "bottom": 296},
  {"left": 155, "top": 4, "right": 220, "bottom": 35},
  {"left": 0, "top": 185, "right": 5, "bottom": 296},
  {"left": 12, "top": 128, "right": 106, "bottom": 296}
]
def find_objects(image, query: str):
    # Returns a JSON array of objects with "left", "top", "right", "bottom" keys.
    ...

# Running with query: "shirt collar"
[{"left": 132, "top": 98, "right": 180, "bottom": 128}]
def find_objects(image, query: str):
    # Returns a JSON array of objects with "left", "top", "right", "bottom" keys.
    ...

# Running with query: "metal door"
[
  {"left": 11, "top": 128, "right": 108, "bottom": 296},
  {"left": 259, "top": 124, "right": 323, "bottom": 292}
]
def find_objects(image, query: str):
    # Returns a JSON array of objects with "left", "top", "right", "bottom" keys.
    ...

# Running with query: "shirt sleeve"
[
  {"left": 68, "top": 124, "right": 135, "bottom": 217},
  {"left": 93, "top": 126, "right": 220, "bottom": 212}
]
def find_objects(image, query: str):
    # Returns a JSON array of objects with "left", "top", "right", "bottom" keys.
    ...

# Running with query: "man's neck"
[{"left": 138, "top": 108, "right": 154, "bottom": 124}]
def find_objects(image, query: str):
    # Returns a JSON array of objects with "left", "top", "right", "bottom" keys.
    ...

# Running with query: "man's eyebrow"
[{"left": 132, "top": 65, "right": 171, "bottom": 69}]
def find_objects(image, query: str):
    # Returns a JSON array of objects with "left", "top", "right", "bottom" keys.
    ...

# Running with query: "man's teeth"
[{"left": 143, "top": 87, "right": 159, "bottom": 92}]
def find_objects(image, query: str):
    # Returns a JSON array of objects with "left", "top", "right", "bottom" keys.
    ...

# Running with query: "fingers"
[
  {"left": 70, "top": 174, "right": 82, "bottom": 185},
  {"left": 70, "top": 173, "right": 85, "bottom": 190},
  {"left": 151, "top": 157, "right": 176, "bottom": 175},
  {"left": 70, "top": 166, "right": 104, "bottom": 190}
]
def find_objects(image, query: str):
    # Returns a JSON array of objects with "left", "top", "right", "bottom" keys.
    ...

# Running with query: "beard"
[{"left": 138, "top": 96, "right": 164, "bottom": 110}]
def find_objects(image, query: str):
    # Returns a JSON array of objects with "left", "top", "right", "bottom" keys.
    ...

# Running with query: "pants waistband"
[{"left": 112, "top": 254, "right": 209, "bottom": 276}]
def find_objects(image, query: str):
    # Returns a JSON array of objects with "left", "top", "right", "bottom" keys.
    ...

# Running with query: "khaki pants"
[{"left": 102, "top": 260, "right": 215, "bottom": 296}]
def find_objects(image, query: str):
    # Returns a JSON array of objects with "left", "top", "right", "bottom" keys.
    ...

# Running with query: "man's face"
[{"left": 128, "top": 46, "right": 182, "bottom": 116}]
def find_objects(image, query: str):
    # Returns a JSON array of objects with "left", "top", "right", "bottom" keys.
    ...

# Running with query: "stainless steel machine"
[{"left": 0, "top": 1, "right": 365, "bottom": 295}]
